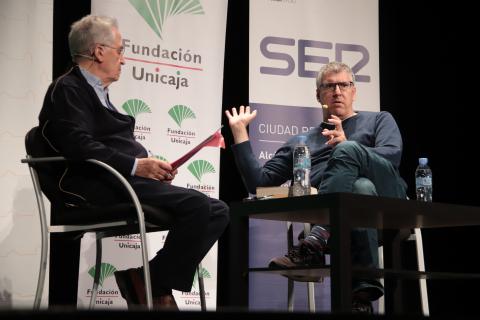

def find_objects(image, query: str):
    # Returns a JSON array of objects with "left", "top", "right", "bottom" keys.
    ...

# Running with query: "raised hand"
[{"left": 225, "top": 105, "right": 257, "bottom": 144}]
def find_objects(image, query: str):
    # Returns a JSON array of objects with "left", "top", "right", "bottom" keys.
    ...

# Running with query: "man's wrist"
[{"left": 232, "top": 127, "right": 249, "bottom": 144}]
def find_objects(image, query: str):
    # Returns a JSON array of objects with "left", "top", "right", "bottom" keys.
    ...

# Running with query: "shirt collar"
[
  {"left": 79, "top": 67, "right": 111, "bottom": 109},
  {"left": 79, "top": 67, "right": 104, "bottom": 89}
]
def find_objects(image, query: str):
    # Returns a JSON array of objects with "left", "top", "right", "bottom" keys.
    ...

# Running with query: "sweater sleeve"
[
  {"left": 369, "top": 111, "right": 403, "bottom": 168},
  {"left": 231, "top": 140, "right": 292, "bottom": 194}
]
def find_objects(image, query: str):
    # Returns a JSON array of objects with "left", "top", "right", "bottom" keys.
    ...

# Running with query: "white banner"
[
  {"left": 0, "top": 0, "right": 53, "bottom": 308},
  {"left": 77, "top": 0, "right": 228, "bottom": 310},
  {"left": 249, "top": 0, "right": 379, "bottom": 312}
]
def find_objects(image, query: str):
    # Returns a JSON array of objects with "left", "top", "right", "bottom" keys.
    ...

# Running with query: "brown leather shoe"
[
  {"left": 153, "top": 294, "right": 178, "bottom": 311},
  {"left": 114, "top": 268, "right": 147, "bottom": 308},
  {"left": 115, "top": 268, "right": 178, "bottom": 311},
  {"left": 268, "top": 242, "right": 326, "bottom": 282}
]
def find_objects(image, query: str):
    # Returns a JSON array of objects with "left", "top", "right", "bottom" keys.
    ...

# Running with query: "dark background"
[{"left": 52, "top": 0, "right": 478, "bottom": 316}]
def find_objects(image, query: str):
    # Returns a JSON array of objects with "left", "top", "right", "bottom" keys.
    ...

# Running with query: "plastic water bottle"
[
  {"left": 415, "top": 157, "right": 432, "bottom": 202},
  {"left": 290, "top": 136, "right": 311, "bottom": 197}
]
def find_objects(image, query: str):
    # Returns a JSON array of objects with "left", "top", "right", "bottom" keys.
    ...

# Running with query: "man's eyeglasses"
[
  {"left": 319, "top": 81, "right": 354, "bottom": 92},
  {"left": 97, "top": 43, "right": 125, "bottom": 55}
]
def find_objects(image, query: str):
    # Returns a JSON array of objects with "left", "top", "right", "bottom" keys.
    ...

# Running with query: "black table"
[{"left": 228, "top": 192, "right": 480, "bottom": 313}]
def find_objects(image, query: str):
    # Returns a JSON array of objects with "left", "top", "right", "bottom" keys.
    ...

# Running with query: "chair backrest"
[
  {"left": 24, "top": 126, "right": 67, "bottom": 207},
  {"left": 24, "top": 126, "right": 125, "bottom": 226}
]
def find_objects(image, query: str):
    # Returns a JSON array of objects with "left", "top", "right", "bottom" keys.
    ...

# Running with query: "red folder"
[{"left": 171, "top": 126, "right": 225, "bottom": 170}]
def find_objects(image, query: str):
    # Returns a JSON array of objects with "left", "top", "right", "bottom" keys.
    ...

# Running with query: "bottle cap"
[
  {"left": 419, "top": 157, "right": 428, "bottom": 166},
  {"left": 297, "top": 135, "right": 307, "bottom": 145}
]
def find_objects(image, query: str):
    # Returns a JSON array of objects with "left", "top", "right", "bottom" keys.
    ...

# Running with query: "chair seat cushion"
[{"left": 51, "top": 203, "right": 174, "bottom": 228}]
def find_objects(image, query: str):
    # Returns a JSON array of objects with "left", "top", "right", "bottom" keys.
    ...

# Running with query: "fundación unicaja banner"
[
  {"left": 248, "top": 0, "right": 380, "bottom": 312},
  {"left": 75, "top": 0, "right": 228, "bottom": 310}
]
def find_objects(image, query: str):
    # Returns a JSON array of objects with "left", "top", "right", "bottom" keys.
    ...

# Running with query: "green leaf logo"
[
  {"left": 148, "top": 150, "right": 168, "bottom": 162},
  {"left": 122, "top": 99, "right": 151, "bottom": 118},
  {"left": 154, "top": 155, "right": 168, "bottom": 161},
  {"left": 88, "top": 263, "right": 117, "bottom": 288},
  {"left": 129, "top": 0, "right": 205, "bottom": 40},
  {"left": 192, "top": 266, "right": 211, "bottom": 289},
  {"left": 188, "top": 159, "right": 215, "bottom": 182},
  {"left": 168, "top": 104, "right": 196, "bottom": 127}
]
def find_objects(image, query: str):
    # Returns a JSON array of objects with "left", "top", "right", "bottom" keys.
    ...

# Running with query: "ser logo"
[
  {"left": 129, "top": 0, "right": 205, "bottom": 40},
  {"left": 260, "top": 36, "right": 371, "bottom": 82}
]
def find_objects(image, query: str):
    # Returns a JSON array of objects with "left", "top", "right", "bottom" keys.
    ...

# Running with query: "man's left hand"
[{"left": 321, "top": 114, "right": 347, "bottom": 146}]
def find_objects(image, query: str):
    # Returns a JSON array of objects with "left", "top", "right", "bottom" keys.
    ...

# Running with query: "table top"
[{"left": 231, "top": 192, "right": 480, "bottom": 229}]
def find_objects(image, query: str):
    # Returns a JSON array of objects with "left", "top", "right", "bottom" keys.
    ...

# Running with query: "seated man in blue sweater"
[{"left": 225, "top": 61, "right": 407, "bottom": 313}]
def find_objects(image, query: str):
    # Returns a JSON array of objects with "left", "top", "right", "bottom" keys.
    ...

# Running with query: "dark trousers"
[
  {"left": 128, "top": 177, "right": 229, "bottom": 295},
  {"left": 49, "top": 177, "right": 229, "bottom": 305},
  {"left": 318, "top": 141, "right": 407, "bottom": 300}
]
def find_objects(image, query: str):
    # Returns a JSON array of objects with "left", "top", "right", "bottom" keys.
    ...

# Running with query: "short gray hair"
[
  {"left": 316, "top": 61, "right": 355, "bottom": 89},
  {"left": 68, "top": 15, "right": 119, "bottom": 61}
]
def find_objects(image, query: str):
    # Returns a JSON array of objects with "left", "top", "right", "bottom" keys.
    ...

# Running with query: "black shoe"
[
  {"left": 268, "top": 240, "right": 326, "bottom": 282},
  {"left": 352, "top": 298, "right": 373, "bottom": 314}
]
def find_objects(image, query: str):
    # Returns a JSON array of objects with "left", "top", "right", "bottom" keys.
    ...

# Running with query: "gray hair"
[
  {"left": 68, "top": 15, "right": 119, "bottom": 61},
  {"left": 316, "top": 61, "right": 355, "bottom": 89}
]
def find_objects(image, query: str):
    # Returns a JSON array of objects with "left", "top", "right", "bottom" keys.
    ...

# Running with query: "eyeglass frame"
[
  {"left": 319, "top": 81, "right": 355, "bottom": 92},
  {"left": 96, "top": 43, "right": 125, "bottom": 56}
]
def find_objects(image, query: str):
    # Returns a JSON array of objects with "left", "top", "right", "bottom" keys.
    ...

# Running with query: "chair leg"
[
  {"left": 89, "top": 234, "right": 103, "bottom": 309},
  {"left": 414, "top": 228, "right": 429, "bottom": 316},
  {"left": 377, "top": 245, "right": 385, "bottom": 314},
  {"left": 287, "top": 279, "right": 294, "bottom": 311},
  {"left": 29, "top": 164, "right": 48, "bottom": 310},
  {"left": 286, "top": 222, "right": 294, "bottom": 311},
  {"left": 284, "top": 222, "right": 317, "bottom": 312},
  {"left": 138, "top": 221, "right": 153, "bottom": 310},
  {"left": 197, "top": 263, "right": 206, "bottom": 311},
  {"left": 34, "top": 224, "right": 48, "bottom": 310},
  {"left": 307, "top": 282, "right": 315, "bottom": 312},
  {"left": 287, "top": 222, "right": 294, "bottom": 251},
  {"left": 303, "top": 223, "right": 315, "bottom": 313}
]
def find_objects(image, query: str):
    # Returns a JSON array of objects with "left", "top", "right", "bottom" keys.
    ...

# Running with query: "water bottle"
[
  {"left": 290, "top": 135, "right": 311, "bottom": 197},
  {"left": 415, "top": 157, "right": 433, "bottom": 202}
]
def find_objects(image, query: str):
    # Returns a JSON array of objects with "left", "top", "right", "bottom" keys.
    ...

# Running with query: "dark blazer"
[{"left": 38, "top": 66, "right": 147, "bottom": 205}]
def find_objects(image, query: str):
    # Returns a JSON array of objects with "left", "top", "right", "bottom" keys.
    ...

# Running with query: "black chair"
[{"left": 21, "top": 126, "right": 206, "bottom": 310}]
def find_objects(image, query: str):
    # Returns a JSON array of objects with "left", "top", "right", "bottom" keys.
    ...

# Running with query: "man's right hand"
[
  {"left": 225, "top": 105, "right": 257, "bottom": 144},
  {"left": 135, "top": 158, "right": 177, "bottom": 182}
]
